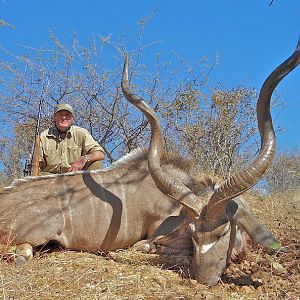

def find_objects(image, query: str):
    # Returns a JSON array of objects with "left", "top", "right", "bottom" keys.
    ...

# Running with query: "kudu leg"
[{"left": 132, "top": 214, "right": 192, "bottom": 254}]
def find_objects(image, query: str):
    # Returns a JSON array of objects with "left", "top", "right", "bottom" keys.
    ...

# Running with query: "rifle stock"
[
  {"left": 29, "top": 96, "right": 44, "bottom": 176},
  {"left": 32, "top": 133, "right": 41, "bottom": 176}
]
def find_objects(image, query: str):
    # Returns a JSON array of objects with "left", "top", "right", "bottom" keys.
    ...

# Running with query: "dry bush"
[
  {"left": 162, "top": 85, "right": 259, "bottom": 179},
  {"left": 263, "top": 152, "right": 300, "bottom": 194}
]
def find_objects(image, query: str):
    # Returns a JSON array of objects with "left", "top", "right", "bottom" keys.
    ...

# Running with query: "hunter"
[{"left": 39, "top": 103, "right": 105, "bottom": 175}]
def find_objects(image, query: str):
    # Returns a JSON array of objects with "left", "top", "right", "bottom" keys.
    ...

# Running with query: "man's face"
[{"left": 54, "top": 110, "right": 74, "bottom": 132}]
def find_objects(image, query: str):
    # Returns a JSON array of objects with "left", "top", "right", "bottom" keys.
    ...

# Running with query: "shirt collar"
[{"left": 47, "top": 126, "right": 73, "bottom": 140}]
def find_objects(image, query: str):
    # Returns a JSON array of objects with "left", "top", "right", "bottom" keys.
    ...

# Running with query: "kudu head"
[{"left": 121, "top": 39, "right": 300, "bottom": 285}]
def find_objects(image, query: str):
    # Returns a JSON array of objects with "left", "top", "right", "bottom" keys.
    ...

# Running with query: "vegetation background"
[{"left": 0, "top": 18, "right": 299, "bottom": 192}]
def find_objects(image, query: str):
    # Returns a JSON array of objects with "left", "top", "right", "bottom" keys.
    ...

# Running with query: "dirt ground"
[{"left": 0, "top": 191, "right": 299, "bottom": 300}]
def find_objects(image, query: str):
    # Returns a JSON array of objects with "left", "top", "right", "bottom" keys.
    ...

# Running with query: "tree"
[
  {"left": 0, "top": 27, "right": 289, "bottom": 190},
  {"left": 0, "top": 30, "right": 175, "bottom": 180},
  {"left": 161, "top": 83, "right": 258, "bottom": 179},
  {"left": 263, "top": 152, "right": 300, "bottom": 194}
]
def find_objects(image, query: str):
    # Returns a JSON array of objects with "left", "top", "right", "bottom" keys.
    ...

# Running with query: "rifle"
[
  {"left": 23, "top": 98, "right": 43, "bottom": 176},
  {"left": 32, "top": 97, "right": 43, "bottom": 176}
]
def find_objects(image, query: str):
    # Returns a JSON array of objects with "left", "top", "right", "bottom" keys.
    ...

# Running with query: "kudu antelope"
[
  {"left": 0, "top": 40, "right": 299, "bottom": 285},
  {"left": 121, "top": 39, "right": 300, "bottom": 285}
]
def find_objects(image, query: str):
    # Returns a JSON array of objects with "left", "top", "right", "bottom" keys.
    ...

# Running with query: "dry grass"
[{"left": 0, "top": 191, "right": 299, "bottom": 300}]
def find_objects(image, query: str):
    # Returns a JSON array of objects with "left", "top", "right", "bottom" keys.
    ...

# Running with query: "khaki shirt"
[{"left": 40, "top": 125, "right": 103, "bottom": 174}]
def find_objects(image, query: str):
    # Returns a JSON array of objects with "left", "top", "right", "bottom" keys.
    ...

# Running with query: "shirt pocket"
[
  {"left": 43, "top": 146, "right": 61, "bottom": 168},
  {"left": 67, "top": 145, "right": 82, "bottom": 164}
]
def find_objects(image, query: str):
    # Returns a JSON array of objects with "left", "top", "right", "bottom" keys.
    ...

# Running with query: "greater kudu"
[
  {"left": 0, "top": 39, "right": 299, "bottom": 286},
  {"left": 121, "top": 39, "right": 300, "bottom": 285}
]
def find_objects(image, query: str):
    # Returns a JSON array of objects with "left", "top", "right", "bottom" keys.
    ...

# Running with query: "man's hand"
[
  {"left": 68, "top": 156, "right": 86, "bottom": 172},
  {"left": 67, "top": 150, "right": 104, "bottom": 172}
]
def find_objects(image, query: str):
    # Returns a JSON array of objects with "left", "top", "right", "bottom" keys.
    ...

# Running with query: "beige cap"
[{"left": 54, "top": 103, "right": 75, "bottom": 117}]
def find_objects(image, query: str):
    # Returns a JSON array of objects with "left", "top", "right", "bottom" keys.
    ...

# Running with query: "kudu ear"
[{"left": 232, "top": 205, "right": 284, "bottom": 252}]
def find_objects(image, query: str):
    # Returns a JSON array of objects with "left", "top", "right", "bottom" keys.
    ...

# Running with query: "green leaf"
[{"left": 268, "top": 241, "right": 282, "bottom": 250}]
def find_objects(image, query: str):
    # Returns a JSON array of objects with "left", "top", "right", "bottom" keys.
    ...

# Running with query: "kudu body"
[
  {"left": 0, "top": 150, "right": 198, "bottom": 253},
  {"left": 0, "top": 39, "right": 299, "bottom": 285}
]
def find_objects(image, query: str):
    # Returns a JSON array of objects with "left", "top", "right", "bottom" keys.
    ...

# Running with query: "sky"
[{"left": 1, "top": 0, "right": 299, "bottom": 151}]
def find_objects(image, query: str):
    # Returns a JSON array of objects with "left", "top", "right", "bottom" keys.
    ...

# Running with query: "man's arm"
[{"left": 68, "top": 150, "right": 104, "bottom": 172}]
